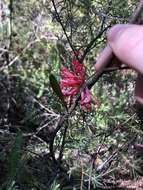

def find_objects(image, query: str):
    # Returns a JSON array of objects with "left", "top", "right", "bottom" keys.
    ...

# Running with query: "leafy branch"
[{"left": 49, "top": 0, "right": 143, "bottom": 167}]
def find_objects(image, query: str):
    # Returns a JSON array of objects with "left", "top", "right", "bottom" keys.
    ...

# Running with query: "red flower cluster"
[{"left": 60, "top": 54, "right": 92, "bottom": 111}]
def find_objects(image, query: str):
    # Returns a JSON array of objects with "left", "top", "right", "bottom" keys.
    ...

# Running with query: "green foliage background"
[{"left": 0, "top": 0, "right": 143, "bottom": 189}]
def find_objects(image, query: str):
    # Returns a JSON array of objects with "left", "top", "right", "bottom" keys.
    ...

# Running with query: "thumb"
[{"left": 108, "top": 24, "right": 143, "bottom": 75}]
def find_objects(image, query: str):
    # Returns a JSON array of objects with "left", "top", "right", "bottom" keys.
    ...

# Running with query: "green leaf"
[{"left": 49, "top": 74, "right": 67, "bottom": 108}]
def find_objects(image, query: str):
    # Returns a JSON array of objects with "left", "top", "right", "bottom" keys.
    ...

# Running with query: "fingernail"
[{"left": 107, "top": 24, "right": 127, "bottom": 42}]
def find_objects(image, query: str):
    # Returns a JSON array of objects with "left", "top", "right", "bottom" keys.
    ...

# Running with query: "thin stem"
[
  {"left": 49, "top": 0, "right": 143, "bottom": 167},
  {"left": 81, "top": 25, "right": 110, "bottom": 63},
  {"left": 58, "top": 123, "right": 68, "bottom": 162},
  {"left": 51, "top": 0, "right": 78, "bottom": 59},
  {"left": 94, "top": 0, "right": 143, "bottom": 75},
  {"left": 129, "top": 0, "right": 143, "bottom": 23},
  {"left": 9, "top": 0, "right": 13, "bottom": 50}
]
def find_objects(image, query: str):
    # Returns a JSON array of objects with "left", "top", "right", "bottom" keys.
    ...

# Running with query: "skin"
[{"left": 95, "top": 24, "right": 143, "bottom": 105}]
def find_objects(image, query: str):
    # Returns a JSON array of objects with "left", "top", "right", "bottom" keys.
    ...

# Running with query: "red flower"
[
  {"left": 60, "top": 54, "right": 92, "bottom": 111},
  {"left": 81, "top": 88, "right": 92, "bottom": 111}
]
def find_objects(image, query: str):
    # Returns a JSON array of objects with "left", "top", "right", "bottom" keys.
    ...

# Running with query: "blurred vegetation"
[{"left": 0, "top": 0, "right": 143, "bottom": 189}]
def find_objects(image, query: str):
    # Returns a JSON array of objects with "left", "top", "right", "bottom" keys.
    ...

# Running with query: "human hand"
[
  {"left": 107, "top": 24, "right": 143, "bottom": 74},
  {"left": 108, "top": 24, "right": 143, "bottom": 105},
  {"left": 95, "top": 24, "right": 143, "bottom": 104}
]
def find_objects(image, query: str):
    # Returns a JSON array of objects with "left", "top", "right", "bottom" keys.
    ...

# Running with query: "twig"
[
  {"left": 81, "top": 25, "right": 110, "bottom": 63},
  {"left": 0, "top": 39, "right": 38, "bottom": 71},
  {"left": 49, "top": 98, "right": 79, "bottom": 163},
  {"left": 0, "top": 35, "right": 49, "bottom": 72},
  {"left": 51, "top": 0, "right": 78, "bottom": 59},
  {"left": 87, "top": 66, "right": 131, "bottom": 90},
  {"left": 92, "top": 9, "right": 127, "bottom": 22},
  {"left": 49, "top": 0, "right": 143, "bottom": 166},
  {"left": 51, "top": 0, "right": 109, "bottom": 63},
  {"left": 88, "top": 161, "right": 93, "bottom": 190},
  {"left": 80, "top": 160, "right": 84, "bottom": 190},
  {"left": 129, "top": 0, "right": 143, "bottom": 23},
  {"left": 9, "top": 0, "right": 13, "bottom": 50},
  {"left": 23, "top": 148, "right": 44, "bottom": 158},
  {"left": 96, "top": 135, "right": 137, "bottom": 173},
  {"left": 81, "top": 0, "right": 112, "bottom": 62},
  {"left": 58, "top": 123, "right": 68, "bottom": 162},
  {"left": 94, "top": 0, "right": 143, "bottom": 75}
]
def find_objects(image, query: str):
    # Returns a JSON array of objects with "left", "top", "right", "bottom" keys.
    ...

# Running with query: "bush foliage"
[{"left": 0, "top": 0, "right": 143, "bottom": 189}]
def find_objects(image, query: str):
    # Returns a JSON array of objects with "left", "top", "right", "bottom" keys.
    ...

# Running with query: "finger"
[
  {"left": 94, "top": 45, "right": 113, "bottom": 72},
  {"left": 107, "top": 24, "right": 143, "bottom": 75}
]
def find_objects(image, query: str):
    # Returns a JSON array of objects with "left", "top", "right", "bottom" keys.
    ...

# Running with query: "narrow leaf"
[{"left": 49, "top": 74, "right": 67, "bottom": 108}]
